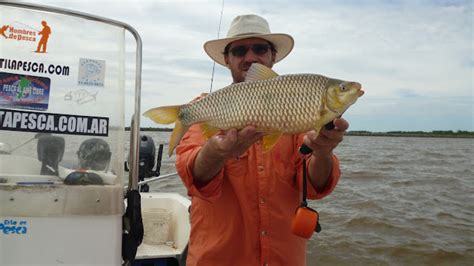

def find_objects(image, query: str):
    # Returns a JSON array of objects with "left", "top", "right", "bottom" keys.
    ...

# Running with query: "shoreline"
[
  {"left": 130, "top": 128, "right": 474, "bottom": 139},
  {"left": 345, "top": 132, "right": 474, "bottom": 139}
]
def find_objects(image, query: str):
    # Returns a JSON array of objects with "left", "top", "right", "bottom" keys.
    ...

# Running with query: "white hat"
[{"left": 204, "top": 14, "right": 294, "bottom": 66}]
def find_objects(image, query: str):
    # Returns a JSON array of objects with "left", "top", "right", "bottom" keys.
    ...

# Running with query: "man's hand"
[
  {"left": 193, "top": 126, "right": 263, "bottom": 184},
  {"left": 207, "top": 126, "right": 264, "bottom": 160},
  {"left": 303, "top": 118, "right": 349, "bottom": 191},
  {"left": 303, "top": 118, "right": 349, "bottom": 158}
]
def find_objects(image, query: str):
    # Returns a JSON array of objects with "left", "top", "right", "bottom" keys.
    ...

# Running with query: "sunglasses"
[{"left": 228, "top": 44, "right": 272, "bottom": 57}]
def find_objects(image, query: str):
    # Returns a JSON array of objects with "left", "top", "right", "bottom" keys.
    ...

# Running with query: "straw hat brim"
[{"left": 204, "top": 33, "right": 294, "bottom": 66}]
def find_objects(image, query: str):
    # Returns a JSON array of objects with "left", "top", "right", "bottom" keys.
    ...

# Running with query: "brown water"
[
  {"left": 140, "top": 133, "right": 474, "bottom": 265},
  {"left": 3, "top": 131, "right": 472, "bottom": 264}
]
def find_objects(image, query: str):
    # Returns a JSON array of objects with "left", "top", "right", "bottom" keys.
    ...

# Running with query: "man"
[
  {"left": 176, "top": 14, "right": 349, "bottom": 266},
  {"left": 36, "top": 21, "right": 51, "bottom": 53}
]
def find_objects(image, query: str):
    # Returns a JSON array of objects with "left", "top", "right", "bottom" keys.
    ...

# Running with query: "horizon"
[{"left": 136, "top": 126, "right": 474, "bottom": 133}]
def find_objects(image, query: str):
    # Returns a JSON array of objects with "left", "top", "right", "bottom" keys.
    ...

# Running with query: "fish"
[{"left": 144, "top": 63, "right": 364, "bottom": 156}]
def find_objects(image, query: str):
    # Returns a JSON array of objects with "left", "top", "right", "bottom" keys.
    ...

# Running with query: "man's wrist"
[
  {"left": 193, "top": 141, "right": 227, "bottom": 184},
  {"left": 308, "top": 151, "right": 334, "bottom": 191},
  {"left": 201, "top": 140, "right": 228, "bottom": 163},
  {"left": 311, "top": 150, "right": 333, "bottom": 160}
]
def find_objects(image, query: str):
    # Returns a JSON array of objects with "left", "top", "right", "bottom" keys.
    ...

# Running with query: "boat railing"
[{"left": 123, "top": 172, "right": 179, "bottom": 192}]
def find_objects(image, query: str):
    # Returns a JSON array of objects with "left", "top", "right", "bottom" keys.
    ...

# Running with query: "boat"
[{"left": 0, "top": 2, "right": 189, "bottom": 265}]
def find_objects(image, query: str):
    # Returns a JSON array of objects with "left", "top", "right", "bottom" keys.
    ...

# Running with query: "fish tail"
[
  {"left": 143, "top": 105, "right": 189, "bottom": 156},
  {"left": 143, "top": 105, "right": 181, "bottom": 124},
  {"left": 169, "top": 119, "right": 189, "bottom": 157}
]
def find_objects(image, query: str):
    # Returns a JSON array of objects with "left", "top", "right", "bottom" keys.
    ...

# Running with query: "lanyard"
[
  {"left": 291, "top": 122, "right": 336, "bottom": 238},
  {"left": 290, "top": 144, "right": 321, "bottom": 238}
]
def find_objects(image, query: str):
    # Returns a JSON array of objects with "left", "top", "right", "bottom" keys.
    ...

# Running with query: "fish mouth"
[{"left": 350, "top": 82, "right": 364, "bottom": 97}]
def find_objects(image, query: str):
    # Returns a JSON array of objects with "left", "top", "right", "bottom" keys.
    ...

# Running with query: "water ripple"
[{"left": 130, "top": 133, "right": 474, "bottom": 265}]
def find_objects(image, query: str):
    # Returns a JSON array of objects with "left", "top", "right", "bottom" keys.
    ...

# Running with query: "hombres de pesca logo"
[{"left": 1, "top": 20, "right": 52, "bottom": 54}]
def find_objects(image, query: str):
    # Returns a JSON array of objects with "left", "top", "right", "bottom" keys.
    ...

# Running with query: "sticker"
[
  {"left": 0, "top": 219, "right": 28, "bottom": 235},
  {"left": 0, "top": 108, "right": 109, "bottom": 136},
  {"left": 0, "top": 58, "right": 70, "bottom": 76},
  {"left": 0, "top": 72, "right": 51, "bottom": 111},
  {"left": 0, "top": 20, "right": 52, "bottom": 53},
  {"left": 0, "top": 23, "right": 37, "bottom": 42},
  {"left": 64, "top": 89, "right": 98, "bottom": 105},
  {"left": 78, "top": 58, "right": 106, "bottom": 87}
]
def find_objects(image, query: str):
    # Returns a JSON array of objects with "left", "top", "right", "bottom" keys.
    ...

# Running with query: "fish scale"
[
  {"left": 180, "top": 74, "right": 329, "bottom": 134},
  {"left": 144, "top": 63, "right": 363, "bottom": 156}
]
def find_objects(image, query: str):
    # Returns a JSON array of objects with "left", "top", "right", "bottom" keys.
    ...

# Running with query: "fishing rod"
[
  {"left": 12, "top": 20, "right": 40, "bottom": 32},
  {"left": 209, "top": 0, "right": 225, "bottom": 93},
  {"left": 8, "top": 133, "right": 50, "bottom": 153}
]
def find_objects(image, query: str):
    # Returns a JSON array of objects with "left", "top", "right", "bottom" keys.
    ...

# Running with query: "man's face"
[{"left": 224, "top": 37, "right": 276, "bottom": 83}]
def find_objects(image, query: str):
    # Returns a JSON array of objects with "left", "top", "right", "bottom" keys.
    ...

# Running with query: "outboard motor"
[
  {"left": 77, "top": 138, "right": 112, "bottom": 171},
  {"left": 138, "top": 135, "right": 156, "bottom": 181},
  {"left": 125, "top": 135, "right": 163, "bottom": 192},
  {"left": 37, "top": 135, "right": 65, "bottom": 175},
  {"left": 138, "top": 135, "right": 164, "bottom": 192}
]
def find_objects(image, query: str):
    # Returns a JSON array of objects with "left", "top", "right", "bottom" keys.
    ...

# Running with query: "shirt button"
[
  {"left": 260, "top": 198, "right": 265, "bottom": 204},
  {"left": 263, "top": 263, "right": 269, "bottom": 266},
  {"left": 261, "top": 230, "right": 267, "bottom": 236},
  {"left": 258, "top": 166, "right": 264, "bottom": 171}
]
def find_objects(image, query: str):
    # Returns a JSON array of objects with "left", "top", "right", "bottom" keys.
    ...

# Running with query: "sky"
[{"left": 13, "top": 0, "right": 474, "bottom": 131}]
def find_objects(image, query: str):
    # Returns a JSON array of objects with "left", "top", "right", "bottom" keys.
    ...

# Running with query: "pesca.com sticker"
[
  {"left": 0, "top": 108, "right": 109, "bottom": 136},
  {"left": 0, "top": 72, "right": 50, "bottom": 111}
]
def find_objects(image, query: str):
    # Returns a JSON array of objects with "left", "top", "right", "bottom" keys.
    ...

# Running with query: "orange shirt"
[{"left": 176, "top": 124, "right": 341, "bottom": 266}]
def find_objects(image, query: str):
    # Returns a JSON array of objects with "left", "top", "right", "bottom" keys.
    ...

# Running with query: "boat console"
[{"left": 0, "top": 2, "right": 189, "bottom": 265}]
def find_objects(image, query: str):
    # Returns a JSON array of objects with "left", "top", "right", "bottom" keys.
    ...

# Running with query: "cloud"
[{"left": 14, "top": 0, "right": 473, "bottom": 130}]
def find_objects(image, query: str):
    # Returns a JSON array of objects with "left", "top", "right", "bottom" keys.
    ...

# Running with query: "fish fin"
[
  {"left": 245, "top": 63, "right": 279, "bottom": 82},
  {"left": 318, "top": 107, "right": 338, "bottom": 129},
  {"left": 143, "top": 105, "right": 181, "bottom": 124},
  {"left": 262, "top": 133, "right": 282, "bottom": 152},
  {"left": 318, "top": 108, "right": 328, "bottom": 119},
  {"left": 201, "top": 123, "right": 220, "bottom": 139},
  {"left": 168, "top": 119, "right": 189, "bottom": 157}
]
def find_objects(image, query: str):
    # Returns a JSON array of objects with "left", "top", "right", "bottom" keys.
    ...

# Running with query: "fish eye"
[{"left": 339, "top": 84, "right": 346, "bottom": 91}]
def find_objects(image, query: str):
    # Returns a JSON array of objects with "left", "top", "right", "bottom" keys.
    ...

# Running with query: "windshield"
[{"left": 0, "top": 4, "right": 126, "bottom": 185}]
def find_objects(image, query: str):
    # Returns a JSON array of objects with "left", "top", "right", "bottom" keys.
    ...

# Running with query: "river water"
[
  {"left": 138, "top": 133, "right": 474, "bottom": 265},
  {"left": 2, "top": 130, "right": 472, "bottom": 264}
]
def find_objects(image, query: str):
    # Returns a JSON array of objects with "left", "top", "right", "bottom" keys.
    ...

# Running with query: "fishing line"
[
  {"left": 209, "top": 0, "right": 225, "bottom": 93},
  {"left": 8, "top": 133, "right": 50, "bottom": 153},
  {"left": 7, "top": 137, "right": 37, "bottom": 153},
  {"left": 11, "top": 21, "right": 40, "bottom": 32}
]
